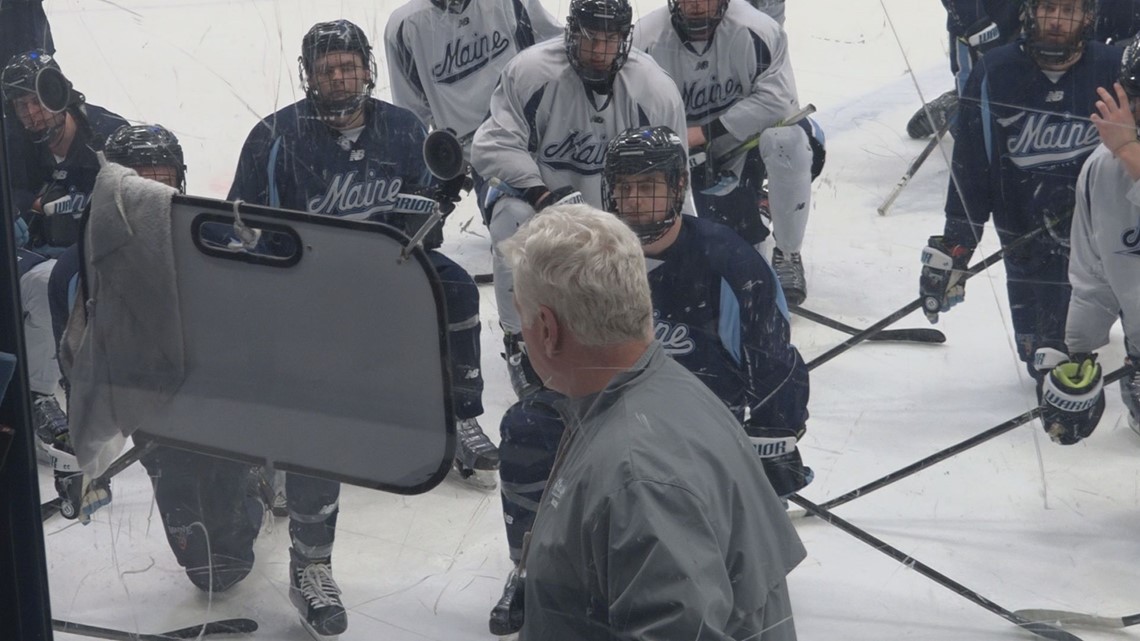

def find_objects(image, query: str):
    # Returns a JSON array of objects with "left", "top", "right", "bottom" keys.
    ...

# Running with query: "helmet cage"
[
  {"left": 298, "top": 21, "right": 377, "bottom": 120},
  {"left": 668, "top": 0, "right": 730, "bottom": 41},
  {"left": 603, "top": 126, "right": 688, "bottom": 245},
  {"left": 1021, "top": 0, "right": 1095, "bottom": 67},
  {"left": 104, "top": 124, "right": 187, "bottom": 193},
  {"left": 565, "top": 0, "right": 634, "bottom": 91}
]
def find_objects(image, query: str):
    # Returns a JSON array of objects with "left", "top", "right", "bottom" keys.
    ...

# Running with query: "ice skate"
[
  {"left": 451, "top": 417, "right": 499, "bottom": 490},
  {"left": 772, "top": 247, "right": 807, "bottom": 307},
  {"left": 488, "top": 566, "right": 524, "bottom": 636},
  {"left": 32, "top": 392, "right": 68, "bottom": 466},
  {"left": 289, "top": 548, "right": 347, "bottom": 639}
]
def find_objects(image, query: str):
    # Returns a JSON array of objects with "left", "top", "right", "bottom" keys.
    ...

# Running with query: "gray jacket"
[{"left": 521, "top": 342, "right": 805, "bottom": 641}]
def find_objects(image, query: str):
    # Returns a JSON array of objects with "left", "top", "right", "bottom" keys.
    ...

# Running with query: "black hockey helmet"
[
  {"left": 298, "top": 20, "right": 377, "bottom": 120},
  {"left": 668, "top": 0, "right": 730, "bottom": 41},
  {"left": 1021, "top": 0, "right": 1096, "bottom": 67},
  {"left": 565, "top": 0, "right": 634, "bottom": 92},
  {"left": 2, "top": 50, "right": 80, "bottom": 143},
  {"left": 104, "top": 124, "right": 187, "bottom": 193},
  {"left": 603, "top": 125, "right": 688, "bottom": 245},
  {"left": 1120, "top": 37, "right": 1140, "bottom": 97}
]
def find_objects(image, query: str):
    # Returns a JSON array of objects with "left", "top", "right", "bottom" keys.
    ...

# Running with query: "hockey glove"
[
  {"left": 1041, "top": 355, "right": 1105, "bottom": 445},
  {"left": 521, "top": 185, "right": 584, "bottom": 212},
  {"left": 433, "top": 173, "right": 473, "bottom": 216},
  {"left": 961, "top": 19, "right": 1002, "bottom": 61},
  {"left": 748, "top": 424, "right": 813, "bottom": 498},
  {"left": 919, "top": 235, "right": 973, "bottom": 324},
  {"left": 37, "top": 185, "right": 84, "bottom": 217}
]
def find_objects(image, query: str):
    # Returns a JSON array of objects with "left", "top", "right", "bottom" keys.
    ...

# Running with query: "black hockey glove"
[
  {"left": 521, "top": 185, "right": 584, "bottom": 212},
  {"left": 747, "top": 424, "right": 813, "bottom": 498},
  {"left": 960, "top": 18, "right": 1002, "bottom": 61},
  {"left": 1041, "top": 354, "right": 1105, "bottom": 445},
  {"left": 919, "top": 235, "right": 974, "bottom": 324},
  {"left": 433, "top": 173, "right": 473, "bottom": 216}
]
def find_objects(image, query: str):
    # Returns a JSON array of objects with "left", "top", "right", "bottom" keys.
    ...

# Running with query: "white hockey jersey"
[
  {"left": 632, "top": 2, "right": 799, "bottom": 145},
  {"left": 470, "top": 38, "right": 691, "bottom": 208},
  {"left": 1065, "top": 144, "right": 1140, "bottom": 354},
  {"left": 385, "top": 0, "right": 562, "bottom": 152}
]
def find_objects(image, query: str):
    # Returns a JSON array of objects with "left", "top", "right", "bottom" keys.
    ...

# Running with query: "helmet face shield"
[{"left": 603, "top": 126, "right": 688, "bottom": 245}]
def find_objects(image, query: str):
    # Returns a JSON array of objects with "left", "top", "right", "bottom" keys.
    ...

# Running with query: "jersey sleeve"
[
  {"left": 226, "top": 120, "right": 276, "bottom": 205},
  {"left": 941, "top": 0, "right": 991, "bottom": 37},
  {"left": 1065, "top": 156, "right": 1120, "bottom": 353},
  {"left": 942, "top": 59, "right": 993, "bottom": 248},
  {"left": 718, "top": 26, "right": 798, "bottom": 140},
  {"left": 469, "top": 58, "right": 547, "bottom": 190},
  {"left": 586, "top": 480, "right": 736, "bottom": 640},
  {"left": 520, "top": 0, "right": 563, "bottom": 44},
  {"left": 385, "top": 17, "right": 436, "bottom": 131}
]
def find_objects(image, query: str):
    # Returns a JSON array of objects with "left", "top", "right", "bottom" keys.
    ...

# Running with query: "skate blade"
[
  {"left": 299, "top": 617, "right": 340, "bottom": 641},
  {"left": 448, "top": 466, "right": 498, "bottom": 491}
]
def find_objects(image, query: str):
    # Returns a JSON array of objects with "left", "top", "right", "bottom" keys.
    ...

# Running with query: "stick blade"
[
  {"left": 1016, "top": 618, "right": 1090, "bottom": 641},
  {"left": 1013, "top": 609, "right": 1125, "bottom": 630},
  {"left": 868, "top": 328, "right": 947, "bottom": 343},
  {"left": 164, "top": 618, "right": 260, "bottom": 638}
]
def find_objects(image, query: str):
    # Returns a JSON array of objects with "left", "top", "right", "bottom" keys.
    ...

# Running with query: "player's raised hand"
[{"left": 1091, "top": 82, "right": 1138, "bottom": 156}]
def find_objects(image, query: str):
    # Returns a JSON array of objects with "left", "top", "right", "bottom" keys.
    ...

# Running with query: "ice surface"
[{"left": 35, "top": 0, "right": 1140, "bottom": 639}]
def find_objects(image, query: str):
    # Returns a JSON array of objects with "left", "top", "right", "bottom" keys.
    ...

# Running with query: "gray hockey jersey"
[
  {"left": 633, "top": 1, "right": 800, "bottom": 166},
  {"left": 385, "top": 0, "right": 562, "bottom": 153},
  {"left": 1066, "top": 144, "right": 1140, "bottom": 354},
  {"left": 470, "top": 38, "right": 691, "bottom": 208}
]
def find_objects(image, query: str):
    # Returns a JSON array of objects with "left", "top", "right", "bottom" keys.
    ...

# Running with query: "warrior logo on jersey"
[
  {"left": 1001, "top": 111, "right": 1100, "bottom": 169},
  {"left": 654, "top": 316, "right": 695, "bottom": 356},
  {"left": 307, "top": 171, "right": 404, "bottom": 219},
  {"left": 681, "top": 77, "right": 745, "bottom": 121},
  {"left": 432, "top": 31, "right": 512, "bottom": 85},
  {"left": 541, "top": 131, "right": 608, "bottom": 174}
]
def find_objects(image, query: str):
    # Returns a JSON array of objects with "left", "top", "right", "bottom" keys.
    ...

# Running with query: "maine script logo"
[
  {"left": 307, "top": 172, "right": 404, "bottom": 219},
  {"left": 682, "top": 76, "right": 745, "bottom": 120},
  {"left": 432, "top": 31, "right": 511, "bottom": 84},
  {"left": 541, "top": 131, "right": 608, "bottom": 174},
  {"left": 654, "top": 317, "right": 695, "bottom": 356},
  {"left": 1001, "top": 111, "right": 1099, "bottom": 169}
]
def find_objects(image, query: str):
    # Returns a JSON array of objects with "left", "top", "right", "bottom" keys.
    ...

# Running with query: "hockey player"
[
  {"left": 919, "top": 0, "right": 1121, "bottom": 386},
  {"left": 384, "top": 0, "right": 561, "bottom": 159},
  {"left": 1039, "top": 42, "right": 1140, "bottom": 444},
  {"left": 486, "top": 126, "right": 812, "bottom": 636},
  {"left": 2, "top": 50, "right": 126, "bottom": 518},
  {"left": 227, "top": 20, "right": 497, "bottom": 638},
  {"left": 633, "top": 0, "right": 816, "bottom": 305}
]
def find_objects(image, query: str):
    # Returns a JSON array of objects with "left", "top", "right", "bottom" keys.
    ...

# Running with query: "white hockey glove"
[
  {"left": 1041, "top": 355, "right": 1105, "bottom": 445},
  {"left": 40, "top": 191, "right": 84, "bottom": 216},
  {"left": 919, "top": 235, "right": 973, "bottom": 324}
]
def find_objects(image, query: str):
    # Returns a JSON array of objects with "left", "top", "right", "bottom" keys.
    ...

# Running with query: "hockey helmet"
[
  {"left": 104, "top": 124, "right": 187, "bottom": 193},
  {"left": 298, "top": 20, "right": 377, "bottom": 120},
  {"left": 565, "top": 0, "right": 634, "bottom": 92},
  {"left": 669, "top": 0, "right": 730, "bottom": 41},
  {"left": 430, "top": 0, "right": 472, "bottom": 13},
  {"left": 603, "top": 125, "right": 688, "bottom": 245},
  {"left": 2, "top": 50, "right": 78, "bottom": 143},
  {"left": 1021, "top": 0, "right": 1096, "bottom": 68},
  {"left": 1120, "top": 38, "right": 1140, "bottom": 97}
]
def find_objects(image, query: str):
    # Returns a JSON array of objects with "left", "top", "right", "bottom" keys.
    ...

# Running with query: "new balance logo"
[
  {"left": 1045, "top": 90, "right": 1064, "bottom": 103},
  {"left": 349, "top": 149, "right": 365, "bottom": 161}
]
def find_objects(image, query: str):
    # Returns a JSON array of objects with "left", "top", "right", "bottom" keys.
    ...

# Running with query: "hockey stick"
[
  {"left": 796, "top": 364, "right": 1131, "bottom": 515},
  {"left": 1012, "top": 609, "right": 1140, "bottom": 629},
  {"left": 791, "top": 306, "right": 946, "bottom": 344},
  {"left": 805, "top": 224, "right": 1047, "bottom": 372},
  {"left": 687, "top": 104, "right": 817, "bottom": 170},
  {"left": 53, "top": 617, "right": 258, "bottom": 640},
  {"left": 41, "top": 440, "right": 156, "bottom": 521},
  {"left": 789, "top": 495, "right": 1083, "bottom": 641},
  {"left": 878, "top": 122, "right": 951, "bottom": 216}
]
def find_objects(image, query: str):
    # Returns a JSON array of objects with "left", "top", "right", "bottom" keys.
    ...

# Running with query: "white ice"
[{"left": 36, "top": 0, "right": 1140, "bottom": 639}]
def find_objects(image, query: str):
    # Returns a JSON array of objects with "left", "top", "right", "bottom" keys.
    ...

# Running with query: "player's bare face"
[
  {"left": 577, "top": 29, "right": 625, "bottom": 72},
  {"left": 1035, "top": 0, "right": 1088, "bottom": 47},
  {"left": 134, "top": 165, "right": 180, "bottom": 190},
  {"left": 314, "top": 51, "right": 369, "bottom": 102},
  {"left": 11, "top": 92, "right": 63, "bottom": 136},
  {"left": 614, "top": 173, "right": 671, "bottom": 224}
]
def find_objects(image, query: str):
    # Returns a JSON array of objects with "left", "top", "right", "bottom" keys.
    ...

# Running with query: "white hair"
[{"left": 500, "top": 204, "right": 653, "bottom": 347}]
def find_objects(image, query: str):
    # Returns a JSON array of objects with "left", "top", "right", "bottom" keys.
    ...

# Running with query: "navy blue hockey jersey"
[
  {"left": 647, "top": 216, "right": 808, "bottom": 431},
  {"left": 228, "top": 98, "right": 433, "bottom": 219},
  {"left": 943, "top": 40, "right": 1121, "bottom": 248}
]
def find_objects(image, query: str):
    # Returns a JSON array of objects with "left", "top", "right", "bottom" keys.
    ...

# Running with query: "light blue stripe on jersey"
[
  {"left": 981, "top": 77, "right": 993, "bottom": 164},
  {"left": 268, "top": 136, "right": 284, "bottom": 208},
  {"left": 719, "top": 278, "right": 742, "bottom": 366}
]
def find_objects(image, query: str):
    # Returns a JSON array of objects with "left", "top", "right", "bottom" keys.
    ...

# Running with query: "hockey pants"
[{"left": 498, "top": 389, "right": 564, "bottom": 562}]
